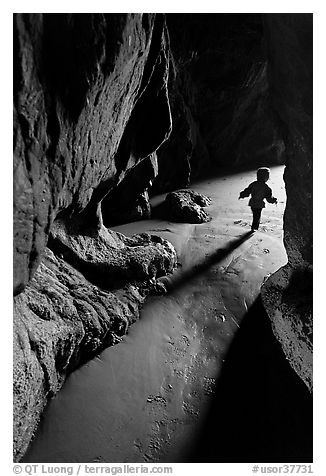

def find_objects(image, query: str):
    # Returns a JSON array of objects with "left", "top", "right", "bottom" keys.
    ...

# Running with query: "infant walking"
[{"left": 239, "top": 167, "right": 277, "bottom": 232}]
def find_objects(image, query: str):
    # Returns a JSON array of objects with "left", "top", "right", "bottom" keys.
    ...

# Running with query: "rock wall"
[
  {"left": 108, "top": 14, "right": 286, "bottom": 203},
  {"left": 152, "top": 51, "right": 210, "bottom": 193},
  {"left": 14, "top": 13, "right": 171, "bottom": 295},
  {"left": 151, "top": 13, "right": 285, "bottom": 194},
  {"left": 13, "top": 13, "right": 176, "bottom": 461},
  {"left": 261, "top": 14, "right": 313, "bottom": 391}
]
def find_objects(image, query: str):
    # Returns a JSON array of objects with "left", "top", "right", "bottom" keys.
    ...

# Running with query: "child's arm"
[
  {"left": 238, "top": 185, "right": 251, "bottom": 199},
  {"left": 265, "top": 187, "right": 277, "bottom": 204}
]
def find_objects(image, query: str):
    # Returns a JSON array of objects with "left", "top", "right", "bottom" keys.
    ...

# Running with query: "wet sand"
[{"left": 23, "top": 166, "right": 312, "bottom": 463}]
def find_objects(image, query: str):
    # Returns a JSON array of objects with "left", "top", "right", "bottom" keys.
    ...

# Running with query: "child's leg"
[{"left": 251, "top": 207, "right": 262, "bottom": 230}]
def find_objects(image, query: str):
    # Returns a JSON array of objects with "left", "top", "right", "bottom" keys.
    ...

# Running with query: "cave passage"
[{"left": 21, "top": 165, "right": 309, "bottom": 464}]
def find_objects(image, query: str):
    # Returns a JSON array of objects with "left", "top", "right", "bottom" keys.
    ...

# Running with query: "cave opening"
[{"left": 14, "top": 13, "right": 312, "bottom": 465}]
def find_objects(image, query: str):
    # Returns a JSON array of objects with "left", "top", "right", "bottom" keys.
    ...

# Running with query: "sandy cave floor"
[{"left": 22, "top": 165, "right": 312, "bottom": 463}]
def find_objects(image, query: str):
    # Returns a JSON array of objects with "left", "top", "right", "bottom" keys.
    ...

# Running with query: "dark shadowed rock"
[
  {"left": 261, "top": 14, "right": 313, "bottom": 391},
  {"left": 157, "top": 189, "right": 211, "bottom": 223},
  {"left": 153, "top": 54, "right": 210, "bottom": 193},
  {"left": 102, "top": 153, "right": 158, "bottom": 226},
  {"left": 110, "top": 190, "right": 151, "bottom": 224},
  {"left": 152, "top": 13, "right": 285, "bottom": 194},
  {"left": 261, "top": 265, "right": 312, "bottom": 392}
]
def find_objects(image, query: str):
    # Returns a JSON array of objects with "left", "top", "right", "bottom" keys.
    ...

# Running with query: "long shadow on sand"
[
  {"left": 182, "top": 296, "right": 313, "bottom": 463},
  {"left": 163, "top": 231, "right": 253, "bottom": 293}
]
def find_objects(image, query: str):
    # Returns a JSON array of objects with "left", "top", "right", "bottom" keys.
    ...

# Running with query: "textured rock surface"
[
  {"left": 261, "top": 266, "right": 312, "bottom": 392},
  {"left": 261, "top": 14, "right": 313, "bottom": 391},
  {"left": 49, "top": 219, "right": 177, "bottom": 287},
  {"left": 14, "top": 224, "right": 177, "bottom": 461},
  {"left": 14, "top": 248, "right": 144, "bottom": 461},
  {"left": 14, "top": 13, "right": 171, "bottom": 295},
  {"left": 156, "top": 189, "right": 211, "bottom": 223},
  {"left": 13, "top": 13, "right": 175, "bottom": 461}
]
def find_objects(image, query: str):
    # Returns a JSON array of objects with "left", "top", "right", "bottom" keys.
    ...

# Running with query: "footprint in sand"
[
  {"left": 181, "top": 335, "right": 190, "bottom": 346},
  {"left": 133, "top": 438, "right": 143, "bottom": 455},
  {"left": 146, "top": 395, "right": 167, "bottom": 406},
  {"left": 182, "top": 401, "right": 199, "bottom": 419},
  {"left": 203, "top": 377, "right": 217, "bottom": 396}
]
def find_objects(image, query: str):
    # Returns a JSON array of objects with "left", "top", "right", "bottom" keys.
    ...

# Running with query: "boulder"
[{"left": 157, "top": 189, "right": 211, "bottom": 223}]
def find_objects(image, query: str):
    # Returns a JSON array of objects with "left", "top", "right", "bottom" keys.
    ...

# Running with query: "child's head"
[{"left": 257, "top": 167, "right": 270, "bottom": 183}]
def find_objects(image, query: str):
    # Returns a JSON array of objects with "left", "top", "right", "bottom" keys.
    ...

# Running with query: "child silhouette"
[{"left": 239, "top": 167, "right": 277, "bottom": 232}]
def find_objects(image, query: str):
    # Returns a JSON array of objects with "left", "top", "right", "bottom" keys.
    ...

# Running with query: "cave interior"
[{"left": 13, "top": 13, "right": 312, "bottom": 464}]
